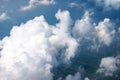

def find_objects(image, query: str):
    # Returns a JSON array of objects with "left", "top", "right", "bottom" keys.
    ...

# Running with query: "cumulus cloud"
[
  {"left": 0, "top": 9, "right": 118, "bottom": 80},
  {"left": 95, "top": 18, "right": 116, "bottom": 46},
  {"left": 0, "top": 13, "right": 9, "bottom": 22},
  {"left": 96, "top": 0, "right": 120, "bottom": 10},
  {"left": 0, "top": 10, "right": 78, "bottom": 80},
  {"left": 21, "top": 0, "right": 55, "bottom": 11},
  {"left": 73, "top": 11, "right": 115, "bottom": 46},
  {"left": 97, "top": 56, "right": 120, "bottom": 76},
  {"left": 73, "top": 11, "right": 94, "bottom": 38}
]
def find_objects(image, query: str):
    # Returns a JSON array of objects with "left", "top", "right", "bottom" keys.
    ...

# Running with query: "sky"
[{"left": 0, "top": 0, "right": 120, "bottom": 80}]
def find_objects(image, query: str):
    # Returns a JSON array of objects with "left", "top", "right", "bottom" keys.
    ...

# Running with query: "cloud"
[
  {"left": 65, "top": 72, "right": 82, "bottom": 80},
  {"left": 84, "top": 77, "right": 90, "bottom": 80},
  {"left": 0, "top": 9, "right": 118, "bottom": 80},
  {"left": 73, "top": 11, "right": 94, "bottom": 38},
  {"left": 0, "top": 10, "right": 78, "bottom": 80},
  {"left": 51, "top": 10, "right": 78, "bottom": 61},
  {"left": 95, "top": 18, "right": 116, "bottom": 46},
  {"left": 0, "top": 13, "right": 9, "bottom": 22},
  {"left": 97, "top": 56, "right": 120, "bottom": 76},
  {"left": 64, "top": 72, "right": 90, "bottom": 80},
  {"left": 68, "top": 2, "right": 80, "bottom": 8},
  {"left": 96, "top": 0, "right": 120, "bottom": 10},
  {"left": 73, "top": 11, "right": 116, "bottom": 47},
  {"left": 21, "top": 0, "right": 55, "bottom": 11}
]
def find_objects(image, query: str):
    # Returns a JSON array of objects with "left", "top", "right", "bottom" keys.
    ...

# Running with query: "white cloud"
[
  {"left": 0, "top": 9, "right": 118, "bottom": 80},
  {"left": 95, "top": 18, "right": 116, "bottom": 46},
  {"left": 0, "top": 10, "right": 78, "bottom": 80},
  {"left": 21, "top": 0, "right": 55, "bottom": 11},
  {"left": 65, "top": 72, "right": 82, "bottom": 80},
  {"left": 73, "top": 11, "right": 115, "bottom": 46},
  {"left": 73, "top": 11, "right": 94, "bottom": 38},
  {"left": 50, "top": 10, "right": 78, "bottom": 61},
  {"left": 97, "top": 56, "right": 120, "bottom": 76},
  {"left": 0, "top": 13, "right": 9, "bottom": 22},
  {"left": 97, "top": 0, "right": 120, "bottom": 10}
]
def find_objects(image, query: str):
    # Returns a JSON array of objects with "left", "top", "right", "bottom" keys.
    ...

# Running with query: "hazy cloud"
[{"left": 0, "top": 13, "right": 9, "bottom": 22}]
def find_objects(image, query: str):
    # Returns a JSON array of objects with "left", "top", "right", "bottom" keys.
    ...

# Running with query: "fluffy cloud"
[
  {"left": 73, "top": 11, "right": 94, "bottom": 38},
  {"left": 21, "top": 0, "right": 55, "bottom": 11},
  {"left": 95, "top": 18, "right": 116, "bottom": 46},
  {"left": 73, "top": 11, "right": 115, "bottom": 46},
  {"left": 0, "top": 10, "right": 78, "bottom": 80},
  {"left": 97, "top": 0, "right": 120, "bottom": 10},
  {"left": 0, "top": 9, "right": 118, "bottom": 80},
  {"left": 0, "top": 13, "right": 9, "bottom": 22},
  {"left": 97, "top": 56, "right": 120, "bottom": 76}
]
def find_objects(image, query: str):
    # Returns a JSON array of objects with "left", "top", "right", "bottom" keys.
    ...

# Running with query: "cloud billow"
[
  {"left": 0, "top": 10, "right": 78, "bottom": 80},
  {"left": 0, "top": 9, "right": 119, "bottom": 80}
]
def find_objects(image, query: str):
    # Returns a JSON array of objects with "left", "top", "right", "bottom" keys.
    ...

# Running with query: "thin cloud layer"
[{"left": 21, "top": 0, "right": 55, "bottom": 11}]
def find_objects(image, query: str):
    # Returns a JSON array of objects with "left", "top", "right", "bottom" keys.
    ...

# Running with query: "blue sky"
[{"left": 0, "top": 0, "right": 120, "bottom": 80}]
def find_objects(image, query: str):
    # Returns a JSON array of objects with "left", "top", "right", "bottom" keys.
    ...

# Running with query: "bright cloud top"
[{"left": 21, "top": 0, "right": 55, "bottom": 11}]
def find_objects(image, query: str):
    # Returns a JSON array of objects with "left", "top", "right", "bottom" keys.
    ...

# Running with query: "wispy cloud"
[
  {"left": 21, "top": 0, "right": 56, "bottom": 11},
  {"left": 68, "top": 2, "right": 80, "bottom": 8}
]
